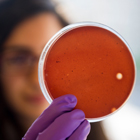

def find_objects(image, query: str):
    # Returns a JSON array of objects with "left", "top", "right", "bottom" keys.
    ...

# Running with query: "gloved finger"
[
  {"left": 36, "top": 109, "right": 85, "bottom": 140},
  {"left": 68, "top": 120, "right": 91, "bottom": 140},
  {"left": 22, "top": 94, "right": 77, "bottom": 140}
]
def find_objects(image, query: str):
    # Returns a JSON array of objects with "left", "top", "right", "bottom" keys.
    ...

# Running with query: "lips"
[{"left": 26, "top": 95, "right": 47, "bottom": 104}]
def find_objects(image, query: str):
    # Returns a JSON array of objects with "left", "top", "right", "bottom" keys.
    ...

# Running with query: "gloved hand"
[{"left": 22, "top": 94, "right": 91, "bottom": 140}]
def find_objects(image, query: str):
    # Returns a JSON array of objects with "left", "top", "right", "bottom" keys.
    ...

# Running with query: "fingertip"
[
  {"left": 68, "top": 119, "right": 91, "bottom": 140},
  {"left": 53, "top": 94, "right": 77, "bottom": 107},
  {"left": 67, "top": 109, "right": 85, "bottom": 121},
  {"left": 42, "top": 94, "right": 77, "bottom": 122},
  {"left": 64, "top": 94, "right": 77, "bottom": 104},
  {"left": 82, "top": 120, "right": 91, "bottom": 133}
]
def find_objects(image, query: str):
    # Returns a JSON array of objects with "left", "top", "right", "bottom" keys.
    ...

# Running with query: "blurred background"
[{"left": 52, "top": 0, "right": 140, "bottom": 139}]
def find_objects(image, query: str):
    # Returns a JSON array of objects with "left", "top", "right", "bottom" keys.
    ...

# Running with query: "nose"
[{"left": 28, "top": 60, "right": 40, "bottom": 89}]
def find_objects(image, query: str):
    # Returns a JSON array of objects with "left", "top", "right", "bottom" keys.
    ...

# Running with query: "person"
[{"left": 0, "top": 0, "right": 107, "bottom": 139}]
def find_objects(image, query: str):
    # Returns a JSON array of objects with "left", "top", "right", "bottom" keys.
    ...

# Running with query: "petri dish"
[{"left": 38, "top": 22, "right": 136, "bottom": 122}]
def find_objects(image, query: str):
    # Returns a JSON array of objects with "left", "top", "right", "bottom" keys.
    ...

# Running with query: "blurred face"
[{"left": 1, "top": 13, "right": 62, "bottom": 120}]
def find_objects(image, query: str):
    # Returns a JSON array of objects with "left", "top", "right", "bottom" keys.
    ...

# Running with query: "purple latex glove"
[{"left": 22, "top": 94, "right": 90, "bottom": 140}]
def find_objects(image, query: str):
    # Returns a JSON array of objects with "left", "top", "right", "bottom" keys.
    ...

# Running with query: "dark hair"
[
  {"left": 0, "top": 0, "right": 68, "bottom": 139},
  {"left": 0, "top": 0, "right": 68, "bottom": 52}
]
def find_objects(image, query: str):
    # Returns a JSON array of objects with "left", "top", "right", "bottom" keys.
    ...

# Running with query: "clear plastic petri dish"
[{"left": 38, "top": 22, "right": 136, "bottom": 122}]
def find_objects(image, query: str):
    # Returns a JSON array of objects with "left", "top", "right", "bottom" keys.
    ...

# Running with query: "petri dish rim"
[{"left": 38, "top": 22, "right": 136, "bottom": 122}]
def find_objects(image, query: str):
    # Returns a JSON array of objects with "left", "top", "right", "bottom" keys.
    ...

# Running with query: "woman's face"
[{"left": 1, "top": 13, "right": 62, "bottom": 120}]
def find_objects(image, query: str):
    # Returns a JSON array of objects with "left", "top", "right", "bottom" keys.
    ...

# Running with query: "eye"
[{"left": 7, "top": 54, "right": 29, "bottom": 65}]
